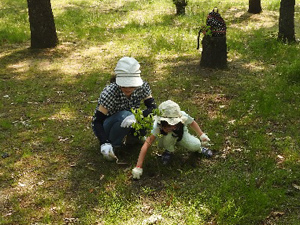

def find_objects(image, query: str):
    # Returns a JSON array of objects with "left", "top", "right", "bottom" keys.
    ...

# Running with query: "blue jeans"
[{"left": 103, "top": 110, "right": 132, "bottom": 147}]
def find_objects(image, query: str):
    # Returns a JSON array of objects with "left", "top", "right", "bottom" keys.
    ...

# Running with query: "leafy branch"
[
  {"left": 131, "top": 108, "right": 161, "bottom": 139},
  {"left": 199, "top": 25, "right": 212, "bottom": 36}
]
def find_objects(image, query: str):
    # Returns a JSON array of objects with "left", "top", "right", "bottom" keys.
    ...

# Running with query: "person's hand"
[
  {"left": 120, "top": 114, "right": 136, "bottom": 128},
  {"left": 200, "top": 133, "right": 211, "bottom": 147},
  {"left": 200, "top": 133, "right": 210, "bottom": 142},
  {"left": 132, "top": 167, "right": 143, "bottom": 179},
  {"left": 101, "top": 143, "right": 116, "bottom": 161}
]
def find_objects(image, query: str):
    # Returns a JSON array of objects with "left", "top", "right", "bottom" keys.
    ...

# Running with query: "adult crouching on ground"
[{"left": 92, "top": 57, "right": 157, "bottom": 161}]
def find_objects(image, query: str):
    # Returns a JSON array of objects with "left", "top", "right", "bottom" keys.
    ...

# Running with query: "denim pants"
[{"left": 102, "top": 110, "right": 132, "bottom": 147}]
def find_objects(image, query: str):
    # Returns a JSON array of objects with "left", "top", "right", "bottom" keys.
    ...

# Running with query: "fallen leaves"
[
  {"left": 266, "top": 211, "right": 285, "bottom": 220},
  {"left": 292, "top": 183, "right": 300, "bottom": 191},
  {"left": 142, "top": 214, "right": 163, "bottom": 225},
  {"left": 276, "top": 154, "right": 285, "bottom": 164}
]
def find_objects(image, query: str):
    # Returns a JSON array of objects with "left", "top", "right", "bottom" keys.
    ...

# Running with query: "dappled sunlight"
[
  {"left": 0, "top": 48, "right": 18, "bottom": 60},
  {"left": 53, "top": 43, "right": 120, "bottom": 77},
  {"left": 6, "top": 58, "right": 59, "bottom": 80},
  {"left": 151, "top": 57, "right": 173, "bottom": 82},
  {"left": 0, "top": 153, "right": 74, "bottom": 220},
  {"left": 127, "top": 8, "right": 172, "bottom": 26},
  {"left": 13, "top": 158, "right": 49, "bottom": 193},
  {"left": 58, "top": 60, "right": 84, "bottom": 77},
  {"left": 242, "top": 61, "right": 266, "bottom": 72},
  {"left": 229, "top": 9, "right": 278, "bottom": 31},
  {"left": 48, "top": 108, "right": 77, "bottom": 121},
  {"left": 81, "top": 46, "right": 104, "bottom": 60},
  {"left": 249, "top": 11, "right": 278, "bottom": 29},
  {"left": 192, "top": 93, "right": 230, "bottom": 120},
  {"left": 7, "top": 61, "right": 30, "bottom": 77},
  {"left": 80, "top": 45, "right": 115, "bottom": 71},
  {"left": 0, "top": 42, "right": 118, "bottom": 85},
  {"left": 147, "top": 53, "right": 196, "bottom": 85},
  {"left": 228, "top": 49, "right": 242, "bottom": 59},
  {"left": 49, "top": 48, "right": 87, "bottom": 79},
  {"left": 0, "top": 46, "right": 30, "bottom": 79}
]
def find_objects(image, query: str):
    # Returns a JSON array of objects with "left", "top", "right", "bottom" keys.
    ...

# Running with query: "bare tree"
[
  {"left": 27, "top": 0, "right": 58, "bottom": 48},
  {"left": 278, "top": 0, "right": 296, "bottom": 43},
  {"left": 248, "top": 0, "right": 262, "bottom": 14}
]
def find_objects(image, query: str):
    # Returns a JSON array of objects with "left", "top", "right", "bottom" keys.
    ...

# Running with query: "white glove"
[
  {"left": 120, "top": 114, "right": 136, "bottom": 128},
  {"left": 200, "top": 133, "right": 210, "bottom": 142},
  {"left": 101, "top": 143, "right": 116, "bottom": 161},
  {"left": 200, "top": 133, "right": 211, "bottom": 147},
  {"left": 132, "top": 167, "right": 143, "bottom": 179}
]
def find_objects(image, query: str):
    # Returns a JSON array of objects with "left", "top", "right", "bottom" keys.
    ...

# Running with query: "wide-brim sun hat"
[
  {"left": 156, "top": 100, "right": 188, "bottom": 125},
  {"left": 114, "top": 57, "right": 143, "bottom": 87}
]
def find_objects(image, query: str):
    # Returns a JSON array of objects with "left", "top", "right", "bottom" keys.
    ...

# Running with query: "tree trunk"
[
  {"left": 200, "top": 36, "right": 227, "bottom": 69},
  {"left": 278, "top": 0, "right": 295, "bottom": 43},
  {"left": 27, "top": 0, "right": 58, "bottom": 48},
  {"left": 175, "top": 4, "right": 186, "bottom": 15},
  {"left": 248, "top": 0, "right": 262, "bottom": 14},
  {"left": 174, "top": 1, "right": 187, "bottom": 15}
]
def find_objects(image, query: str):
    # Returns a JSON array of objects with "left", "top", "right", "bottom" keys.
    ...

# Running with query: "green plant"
[
  {"left": 199, "top": 25, "right": 212, "bottom": 36},
  {"left": 131, "top": 108, "right": 160, "bottom": 138}
]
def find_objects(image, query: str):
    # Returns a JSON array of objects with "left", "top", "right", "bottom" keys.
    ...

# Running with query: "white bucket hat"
[
  {"left": 114, "top": 57, "right": 143, "bottom": 87},
  {"left": 156, "top": 100, "right": 187, "bottom": 125}
]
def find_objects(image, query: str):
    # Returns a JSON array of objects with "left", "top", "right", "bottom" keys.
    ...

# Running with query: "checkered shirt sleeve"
[{"left": 96, "top": 82, "right": 152, "bottom": 116}]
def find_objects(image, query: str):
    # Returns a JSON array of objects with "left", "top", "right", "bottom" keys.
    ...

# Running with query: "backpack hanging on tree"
[{"left": 197, "top": 8, "right": 227, "bottom": 49}]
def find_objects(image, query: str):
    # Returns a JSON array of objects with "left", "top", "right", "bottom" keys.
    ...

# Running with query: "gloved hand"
[
  {"left": 120, "top": 114, "right": 136, "bottom": 128},
  {"left": 132, "top": 167, "right": 143, "bottom": 179},
  {"left": 100, "top": 143, "right": 116, "bottom": 161},
  {"left": 200, "top": 133, "right": 211, "bottom": 147}
]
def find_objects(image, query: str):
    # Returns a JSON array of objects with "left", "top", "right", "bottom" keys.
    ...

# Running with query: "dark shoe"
[
  {"left": 200, "top": 147, "right": 213, "bottom": 157},
  {"left": 161, "top": 150, "right": 173, "bottom": 165}
]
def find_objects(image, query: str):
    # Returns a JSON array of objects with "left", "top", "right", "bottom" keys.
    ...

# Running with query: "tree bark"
[
  {"left": 27, "top": 0, "right": 58, "bottom": 48},
  {"left": 278, "top": 0, "right": 295, "bottom": 43},
  {"left": 173, "top": 1, "right": 187, "bottom": 15},
  {"left": 248, "top": 0, "right": 262, "bottom": 14},
  {"left": 175, "top": 4, "right": 186, "bottom": 15},
  {"left": 200, "top": 36, "right": 227, "bottom": 69}
]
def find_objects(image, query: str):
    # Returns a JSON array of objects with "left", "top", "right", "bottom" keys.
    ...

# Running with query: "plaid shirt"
[{"left": 95, "top": 82, "right": 152, "bottom": 116}]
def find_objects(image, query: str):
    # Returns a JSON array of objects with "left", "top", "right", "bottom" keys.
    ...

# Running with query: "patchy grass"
[{"left": 1, "top": 0, "right": 300, "bottom": 224}]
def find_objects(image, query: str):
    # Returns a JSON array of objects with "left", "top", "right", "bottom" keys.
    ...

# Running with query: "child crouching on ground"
[{"left": 132, "top": 100, "right": 212, "bottom": 179}]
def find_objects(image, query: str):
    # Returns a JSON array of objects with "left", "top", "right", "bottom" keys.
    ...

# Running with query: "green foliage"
[
  {"left": 131, "top": 108, "right": 160, "bottom": 138},
  {"left": 199, "top": 25, "right": 212, "bottom": 37}
]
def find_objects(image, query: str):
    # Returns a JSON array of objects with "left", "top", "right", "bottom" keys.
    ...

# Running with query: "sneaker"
[
  {"left": 200, "top": 147, "right": 213, "bottom": 157},
  {"left": 161, "top": 150, "right": 173, "bottom": 165}
]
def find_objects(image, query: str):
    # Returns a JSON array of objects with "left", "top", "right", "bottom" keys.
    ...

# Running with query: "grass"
[{"left": 1, "top": 0, "right": 300, "bottom": 224}]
